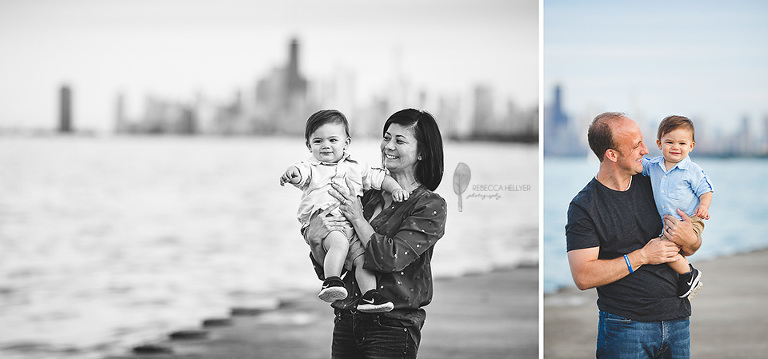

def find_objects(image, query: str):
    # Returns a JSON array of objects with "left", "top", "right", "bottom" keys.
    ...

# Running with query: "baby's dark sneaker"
[
  {"left": 318, "top": 276, "right": 348, "bottom": 302},
  {"left": 678, "top": 266, "right": 703, "bottom": 300},
  {"left": 356, "top": 290, "right": 394, "bottom": 313}
]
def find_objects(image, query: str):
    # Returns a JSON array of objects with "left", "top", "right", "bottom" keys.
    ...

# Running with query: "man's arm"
[
  {"left": 664, "top": 209, "right": 702, "bottom": 256},
  {"left": 567, "top": 238, "right": 682, "bottom": 290}
]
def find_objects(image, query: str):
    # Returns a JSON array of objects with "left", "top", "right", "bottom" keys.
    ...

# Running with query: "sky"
[
  {"left": 544, "top": 0, "right": 768, "bottom": 136},
  {"left": 0, "top": 0, "right": 538, "bottom": 132}
]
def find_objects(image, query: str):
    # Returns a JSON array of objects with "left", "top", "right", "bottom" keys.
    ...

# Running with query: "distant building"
[
  {"left": 436, "top": 94, "right": 465, "bottom": 140},
  {"left": 286, "top": 38, "right": 308, "bottom": 104},
  {"left": 472, "top": 85, "right": 495, "bottom": 137},
  {"left": 254, "top": 37, "right": 311, "bottom": 135},
  {"left": 59, "top": 84, "right": 73, "bottom": 133},
  {"left": 550, "top": 85, "right": 568, "bottom": 128},
  {"left": 460, "top": 84, "right": 538, "bottom": 142},
  {"left": 762, "top": 115, "right": 768, "bottom": 155},
  {"left": 543, "top": 84, "right": 586, "bottom": 156},
  {"left": 114, "top": 92, "right": 127, "bottom": 133}
]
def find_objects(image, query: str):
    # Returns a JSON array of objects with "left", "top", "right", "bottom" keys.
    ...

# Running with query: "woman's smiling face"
[{"left": 381, "top": 123, "right": 419, "bottom": 175}]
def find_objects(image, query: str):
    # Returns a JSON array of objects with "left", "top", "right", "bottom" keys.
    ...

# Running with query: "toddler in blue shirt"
[{"left": 642, "top": 115, "right": 713, "bottom": 300}]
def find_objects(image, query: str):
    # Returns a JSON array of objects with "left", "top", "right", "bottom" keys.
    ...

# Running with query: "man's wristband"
[{"left": 624, "top": 254, "right": 634, "bottom": 274}]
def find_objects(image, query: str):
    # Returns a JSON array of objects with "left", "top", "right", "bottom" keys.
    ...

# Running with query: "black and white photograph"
[{"left": 0, "top": 1, "right": 539, "bottom": 358}]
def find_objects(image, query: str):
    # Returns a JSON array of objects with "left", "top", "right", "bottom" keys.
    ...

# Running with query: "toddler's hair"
[
  {"left": 657, "top": 115, "right": 695, "bottom": 142},
  {"left": 304, "top": 110, "right": 351, "bottom": 146}
]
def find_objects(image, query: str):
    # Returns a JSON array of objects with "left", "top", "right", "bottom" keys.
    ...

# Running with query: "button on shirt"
[
  {"left": 642, "top": 156, "right": 713, "bottom": 221},
  {"left": 333, "top": 187, "right": 447, "bottom": 327}
]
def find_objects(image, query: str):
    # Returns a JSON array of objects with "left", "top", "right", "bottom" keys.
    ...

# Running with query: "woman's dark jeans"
[{"left": 332, "top": 310, "right": 420, "bottom": 359}]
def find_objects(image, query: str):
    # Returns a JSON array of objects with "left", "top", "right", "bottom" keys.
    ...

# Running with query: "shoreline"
[
  {"left": 544, "top": 247, "right": 768, "bottom": 296},
  {"left": 105, "top": 264, "right": 538, "bottom": 359},
  {"left": 544, "top": 248, "right": 768, "bottom": 358}
]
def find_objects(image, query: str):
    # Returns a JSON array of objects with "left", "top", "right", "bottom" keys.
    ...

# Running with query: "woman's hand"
[
  {"left": 329, "top": 177, "right": 376, "bottom": 246},
  {"left": 304, "top": 204, "right": 347, "bottom": 263},
  {"left": 329, "top": 178, "right": 365, "bottom": 224},
  {"left": 305, "top": 204, "right": 345, "bottom": 240}
]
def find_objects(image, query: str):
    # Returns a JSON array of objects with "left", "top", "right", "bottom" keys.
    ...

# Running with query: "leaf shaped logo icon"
[{"left": 453, "top": 162, "right": 471, "bottom": 212}]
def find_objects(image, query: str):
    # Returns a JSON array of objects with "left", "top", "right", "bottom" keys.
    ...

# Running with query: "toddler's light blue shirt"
[{"left": 642, "top": 156, "right": 713, "bottom": 221}]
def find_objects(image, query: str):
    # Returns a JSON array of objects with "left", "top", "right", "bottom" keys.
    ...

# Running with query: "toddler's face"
[
  {"left": 307, "top": 123, "right": 349, "bottom": 163},
  {"left": 657, "top": 128, "right": 695, "bottom": 164}
]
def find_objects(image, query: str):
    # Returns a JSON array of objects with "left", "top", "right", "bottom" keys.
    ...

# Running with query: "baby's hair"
[
  {"left": 304, "top": 110, "right": 351, "bottom": 147},
  {"left": 657, "top": 115, "right": 695, "bottom": 142}
]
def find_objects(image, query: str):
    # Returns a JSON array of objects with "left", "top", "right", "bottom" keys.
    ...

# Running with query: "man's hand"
[
  {"left": 567, "top": 238, "right": 681, "bottom": 291},
  {"left": 663, "top": 209, "right": 701, "bottom": 256},
  {"left": 639, "top": 237, "right": 684, "bottom": 265}
]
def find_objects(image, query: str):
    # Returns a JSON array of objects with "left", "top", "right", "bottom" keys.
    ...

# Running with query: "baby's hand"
[
  {"left": 392, "top": 188, "right": 409, "bottom": 202},
  {"left": 280, "top": 166, "right": 301, "bottom": 186},
  {"left": 694, "top": 205, "right": 710, "bottom": 220}
]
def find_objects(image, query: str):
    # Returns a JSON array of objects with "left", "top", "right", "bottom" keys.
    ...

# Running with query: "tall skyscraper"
[
  {"left": 550, "top": 85, "right": 568, "bottom": 128},
  {"left": 544, "top": 84, "right": 585, "bottom": 156},
  {"left": 114, "top": 92, "right": 127, "bottom": 133},
  {"left": 285, "top": 38, "right": 307, "bottom": 104},
  {"left": 472, "top": 85, "right": 494, "bottom": 137},
  {"left": 59, "top": 84, "right": 73, "bottom": 133}
]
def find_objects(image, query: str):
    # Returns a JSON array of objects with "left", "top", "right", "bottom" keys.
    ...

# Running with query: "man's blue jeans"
[
  {"left": 597, "top": 311, "right": 690, "bottom": 358},
  {"left": 332, "top": 310, "right": 420, "bottom": 359}
]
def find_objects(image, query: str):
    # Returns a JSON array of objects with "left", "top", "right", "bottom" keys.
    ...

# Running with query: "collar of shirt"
[
  {"left": 307, "top": 152, "right": 357, "bottom": 166},
  {"left": 650, "top": 155, "right": 691, "bottom": 173}
]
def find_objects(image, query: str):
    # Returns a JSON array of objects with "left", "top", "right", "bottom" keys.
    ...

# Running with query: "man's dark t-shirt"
[{"left": 566, "top": 174, "right": 691, "bottom": 321}]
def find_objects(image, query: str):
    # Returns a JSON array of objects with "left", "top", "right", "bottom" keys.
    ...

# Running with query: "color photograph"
[{"left": 543, "top": 1, "right": 768, "bottom": 358}]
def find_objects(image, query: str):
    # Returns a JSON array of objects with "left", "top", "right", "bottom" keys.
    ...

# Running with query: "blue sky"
[
  {"left": 544, "top": 0, "right": 768, "bottom": 135},
  {"left": 0, "top": 0, "right": 538, "bottom": 132}
]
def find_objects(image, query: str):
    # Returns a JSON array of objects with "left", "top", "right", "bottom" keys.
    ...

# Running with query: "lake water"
[
  {"left": 0, "top": 136, "right": 538, "bottom": 359},
  {"left": 544, "top": 156, "right": 768, "bottom": 294}
]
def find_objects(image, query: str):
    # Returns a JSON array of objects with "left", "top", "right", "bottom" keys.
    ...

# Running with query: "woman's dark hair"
[
  {"left": 304, "top": 110, "right": 351, "bottom": 147},
  {"left": 383, "top": 109, "right": 444, "bottom": 191}
]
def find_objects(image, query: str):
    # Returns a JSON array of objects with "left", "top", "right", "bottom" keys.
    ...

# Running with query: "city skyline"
[
  {"left": 544, "top": 84, "right": 768, "bottom": 157},
  {"left": 0, "top": 0, "right": 538, "bottom": 133},
  {"left": 112, "top": 37, "right": 537, "bottom": 142},
  {"left": 544, "top": 0, "right": 768, "bottom": 136}
]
